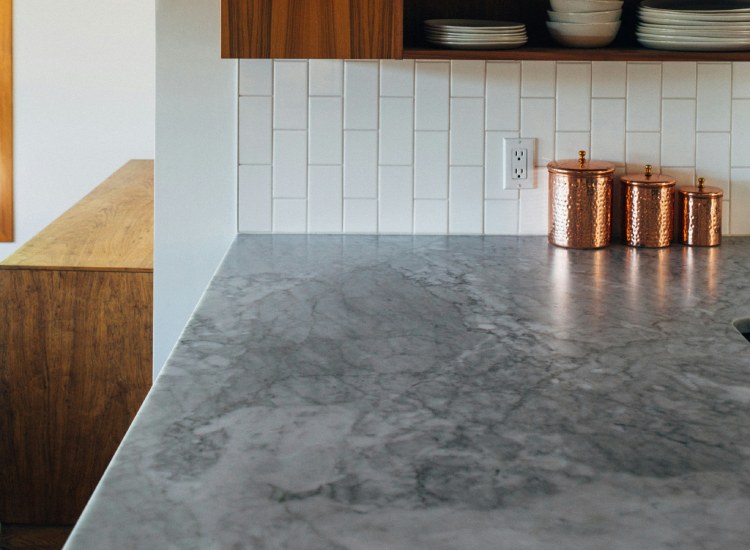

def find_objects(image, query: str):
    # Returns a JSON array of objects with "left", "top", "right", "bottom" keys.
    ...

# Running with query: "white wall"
[
  {"left": 1, "top": 0, "right": 155, "bottom": 259},
  {"left": 154, "top": 0, "right": 237, "bottom": 374},
  {"left": 238, "top": 60, "right": 750, "bottom": 236}
]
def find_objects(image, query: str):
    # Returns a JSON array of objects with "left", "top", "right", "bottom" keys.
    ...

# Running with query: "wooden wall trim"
[{"left": 0, "top": 0, "right": 12, "bottom": 242}]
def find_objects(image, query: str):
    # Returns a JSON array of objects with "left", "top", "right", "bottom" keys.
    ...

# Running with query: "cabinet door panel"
[{"left": 222, "top": 0, "right": 402, "bottom": 59}]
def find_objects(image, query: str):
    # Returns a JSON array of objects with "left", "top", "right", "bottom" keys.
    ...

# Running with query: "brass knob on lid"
[
  {"left": 698, "top": 177, "right": 705, "bottom": 191},
  {"left": 578, "top": 150, "right": 587, "bottom": 167},
  {"left": 645, "top": 164, "right": 652, "bottom": 178}
]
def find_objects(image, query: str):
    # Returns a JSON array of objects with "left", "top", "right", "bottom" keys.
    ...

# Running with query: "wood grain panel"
[
  {"left": 0, "top": 160, "right": 153, "bottom": 271},
  {"left": 222, "top": 0, "right": 272, "bottom": 58},
  {"left": 0, "top": 269, "right": 152, "bottom": 524},
  {"left": 0, "top": 0, "right": 12, "bottom": 242},
  {"left": 222, "top": 0, "right": 402, "bottom": 59}
]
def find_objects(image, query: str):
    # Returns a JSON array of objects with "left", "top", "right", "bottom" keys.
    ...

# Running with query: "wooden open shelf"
[
  {"left": 221, "top": 0, "right": 750, "bottom": 61},
  {"left": 403, "top": 0, "right": 750, "bottom": 62}
]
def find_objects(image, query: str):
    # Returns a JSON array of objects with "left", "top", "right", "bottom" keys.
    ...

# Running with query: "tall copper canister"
[
  {"left": 678, "top": 177, "right": 723, "bottom": 246},
  {"left": 621, "top": 164, "right": 676, "bottom": 248},
  {"left": 548, "top": 150, "right": 615, "bottom": 249}
]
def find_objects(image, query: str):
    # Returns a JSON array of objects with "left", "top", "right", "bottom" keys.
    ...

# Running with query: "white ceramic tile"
[
  {"left": 380, "top": 60, "right": 414, "bottom": 97},
  {"left": 450, "top": 98, "right": 484, "bottom": 166},
  {"left": 731, "top": 168, "right": 750, "bottom": 234},
  {"left": 239, "top": 96, "right": 272, "bottom": 165},
  {"left": 485, "top": 131, "right": 521, "bottom": 200},
  {"left": 592, "top": 62, "right": 626, "bottom": 98},
  {"left": 697, "top": 63, "right": 732, "bottom": 132},
  {"left": 723, "top": 200, "right": 731, "bottom": 235},
  {"left": 344, "top": 61, "right": 379, "bottom": 130},
  {"left": 555, "top": 132, "right": 590, "bottom": 162},
  {"left": 273, "top": 61, "right": 308, "bottom": 130},
  {"left": 308, "top": 166, "right": 343, "bottom": 233},
  {"left": 662, "top": 166, "right": 696, "bottom": 189},
  {"left": 273, "top": 130, "right": 307, "bottom": 198},
  {"left": 696, "top": 132, "right": 731, "bottom": 196},
  {"left": 379, "top": 97, "right": 414, "bottom": 166},
  {"left": 518, "top": 167, "right": 549, "bottom": 236},
  {"left": 414, "top": 200, "right": 448, "bottom": 234},
  {"left": 627, "top": 63, "right": 662, "bottom": 132},
  {"left": 451, "top": 61, "right": 486, "bottom": 97},
  {"left": 732, "top": 99, "right": 750, "bottom": 167},
  {"left": 661, "top": 99, "right": 696, "bottom": 167},
  {"left": 486, "top": 62, "right": 521, "bottom": 131},
  {"left": 239, "top": 59, "right": 273, "bottom": 96},
  {"left": 591, "top": 99, "right": 625, "bottom": 164},
  {"left": 662, "top": 62, "right": 696, "bottom": 98},
  {"left": 309, "top": 60, "right": 343, "bottom": 96},
  {"left": 521, "top": 98, "right": 555, "bottom": 166},
  {"left": 626, "top": 132, "right": 661, "bottom": 172},
  {"left": 484, "top": 200, "right": 519, "bottom": 235},
  {"left": 521, "top": 61, "right": 556, "bottom": 98},
  {"left": 733, "top": 62, "right": 750, "bottom": 98},
  {"left": 379, "top": 166, "right": 413, "bottom": 233},
  {"left": 309, "top": 97, "right": 343, "bottom": 165},
  {"left": 238, "top": 165, "right": 272, "bottom": 233},
  {"left": 344, "top": 198, "right": 377, "bottom": 233},
  {"left": 449, "top": 166, "right": 483, "bottom": 234},
  {"left": 273, "top": 199, "right": 307, "bottom": 233},
  {"left": 344, "top": 130, "right": 378, "bottom": 198},
  {"left": 415, "top": 131, "right": 448, "bottom": 199},
  {"left": 415, "top": 62, "right": 450, "bottom": 131},
  {"left": 556, "top": 63, "right": 591, "bottom": 132}
]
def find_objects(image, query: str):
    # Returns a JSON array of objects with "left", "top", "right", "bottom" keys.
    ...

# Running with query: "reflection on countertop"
[{"left": 66, "top": 236, "right": 750, "bottom": 550}]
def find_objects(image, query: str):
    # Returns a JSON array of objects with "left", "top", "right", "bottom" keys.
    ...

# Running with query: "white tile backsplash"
[{"left": 238, "top": 60, "right": 750, "bottom": 236}]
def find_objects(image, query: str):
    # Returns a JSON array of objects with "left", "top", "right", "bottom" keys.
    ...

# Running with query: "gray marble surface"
[{"left": 66, "top": 236, "right": 750, "bottom": 550}]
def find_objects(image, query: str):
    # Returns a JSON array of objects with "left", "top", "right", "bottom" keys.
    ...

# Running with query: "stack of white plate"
[
  {"left": 638, "top": 0, "right": 750, "bottom": 51},
  {"left": 546, "top": 0, "right": 623, "bottom": 48},
  {"left": 424, "top": 19, "right": 527, "bottom": 50}
]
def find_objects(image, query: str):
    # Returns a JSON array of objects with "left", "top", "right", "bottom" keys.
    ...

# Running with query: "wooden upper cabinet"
[{"left": 221, "top": 0, "right": 403, "bottom": 59}]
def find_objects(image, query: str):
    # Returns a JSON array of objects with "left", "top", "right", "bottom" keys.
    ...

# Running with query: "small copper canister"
[
  {"left": 548, "top": 150, "right": 615, "bottom": 249},
  {"left": 621, "top": 164, "right": 676, "bottom": 248},
  {"left": 678, "top": 177, "right": 723, "bottom": 246}
]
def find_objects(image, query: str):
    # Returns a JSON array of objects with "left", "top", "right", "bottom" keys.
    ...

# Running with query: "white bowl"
[
  {"left": 546, "top": 21, "right": 621, "bottom": 47},
  {"left": 547, "top": 9, "right": 622, "bottom": 23},
  {"left": 550, "top": 0, "right": 624, "bottom": 13}
]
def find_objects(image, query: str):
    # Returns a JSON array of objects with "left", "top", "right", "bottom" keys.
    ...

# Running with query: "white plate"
[
  {"left": 637, "top": 24, "right": 750, "bottom": 36},
  {"left": 425, "top": 31, "right": 528, "bottom": 39},
  {"left": 639, "top": 8, "right": 750, "bottom": 22},
  {"left": 641, "top": 0, "right": 750, "bottom": 12},
  {"left": 639, "top": 11, "right": 750, "bottom": 24},
  {"left": 424, "top": 19, "right": 526, "bottom": 31},
  {"left": 637, "top": 36, "right": 750, "bottom": 50},
  {"left": 426, "top": 38, "right": 527, "bottom": 50},
  {"left": 637, "top": 31, "right": 750, "bottom": 42}
]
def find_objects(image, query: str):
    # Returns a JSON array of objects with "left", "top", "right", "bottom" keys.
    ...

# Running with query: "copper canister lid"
[
  {"left": 547, "top": 150, "right": 615, "bottom": 175},
  {"left": 621, "top": 164, "right": 676, "bottom": 188},
  {"left": 678, "top": 177, "right": 723, "bottom": 198}
]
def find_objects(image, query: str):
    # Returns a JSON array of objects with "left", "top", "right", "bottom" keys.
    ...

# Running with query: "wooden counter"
[{"left": 0, "top": 160, "right": 154, "bottom": 526}]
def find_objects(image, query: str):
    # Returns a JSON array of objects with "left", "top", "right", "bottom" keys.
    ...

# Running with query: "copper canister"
[
  {"left": 678, "top": 178, "right": 723, "bottom": 246},
  {"left": 621, "top": 164, "right": 676, "bottom": 248},
  {"left": 548, "top": 150, "right": 615, "bottom": 249}
]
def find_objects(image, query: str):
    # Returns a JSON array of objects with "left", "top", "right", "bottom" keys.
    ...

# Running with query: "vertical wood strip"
[
  {"left": 222, "top": 0, "right": 272, "bottom": 58},
  {"left": 0, "top": 0, "right": 13, "bottom": 241}
]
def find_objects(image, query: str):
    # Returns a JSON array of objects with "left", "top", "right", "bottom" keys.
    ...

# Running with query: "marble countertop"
[{"left": 65, "top": 236, "right": 750, "bottom": 550}]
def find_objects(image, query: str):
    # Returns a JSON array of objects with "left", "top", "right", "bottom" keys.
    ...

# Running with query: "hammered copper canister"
[
  {"left": 621, "top": 164, "right": 676, "bottom": 248},
  {"left": 678, "top": 178, "right": 723, "bottom": 247},
  {"left": 548, "top": 151, "right": 615, "bottom": 249}
]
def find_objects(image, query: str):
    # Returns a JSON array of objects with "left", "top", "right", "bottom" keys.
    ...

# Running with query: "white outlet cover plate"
[{"left": 503, "top": 137, "right": 536, "bottom": 190}]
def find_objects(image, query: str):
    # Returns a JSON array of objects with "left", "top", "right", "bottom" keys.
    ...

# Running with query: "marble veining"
[{"left": 65, "top": 236, "right": 750, "bottom": 549}]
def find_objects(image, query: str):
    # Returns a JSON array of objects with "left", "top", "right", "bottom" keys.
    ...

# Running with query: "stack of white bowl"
[{"left": 546, "top": 0, "right": 624, "bottom": 47}]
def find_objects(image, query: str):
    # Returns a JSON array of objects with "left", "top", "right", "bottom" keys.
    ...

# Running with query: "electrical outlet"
[{"left": 504, "top": 138, "right": 536, "bottom": 190}]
